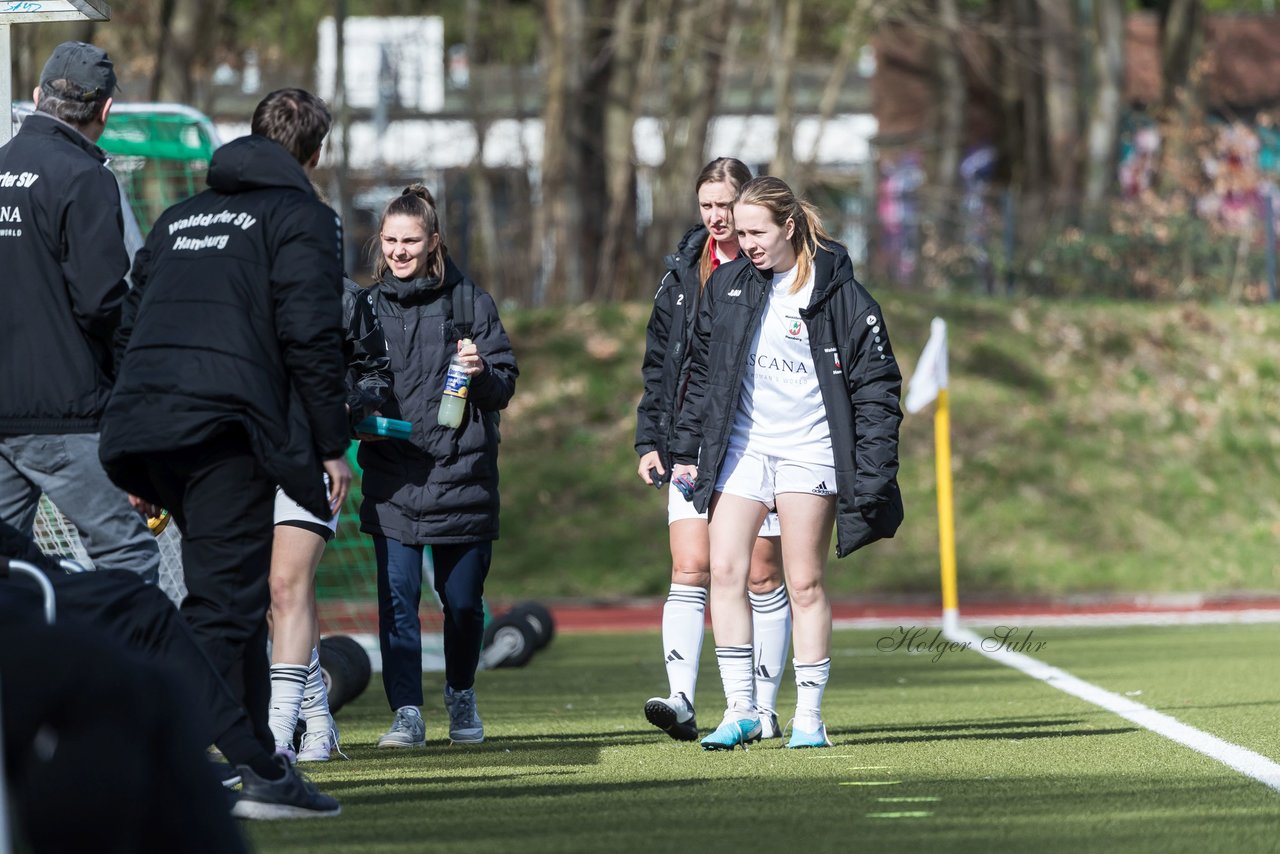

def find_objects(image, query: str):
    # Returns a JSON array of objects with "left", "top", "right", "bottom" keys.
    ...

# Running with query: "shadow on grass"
[
  {"left": 831, "top": 725, "right": 1139, "bottom": 745},
  {"left": 846, "top": 718, "right": 1085, "bottom": 735},
  {"left": 337, "top": 776, "right": 712, "bottom": 809}
]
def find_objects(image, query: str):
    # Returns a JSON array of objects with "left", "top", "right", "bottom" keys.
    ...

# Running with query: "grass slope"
[
  {"left": 490, "top": 296, "right": 1280, "bottom": 599},
  {"left": 248, "top": 627, "right": 1280, "bottom": 853}
]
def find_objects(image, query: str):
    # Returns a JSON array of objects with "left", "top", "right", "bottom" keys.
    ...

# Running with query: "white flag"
[{"left": 904, "top": 317, "right": 948, "bottom": 414}]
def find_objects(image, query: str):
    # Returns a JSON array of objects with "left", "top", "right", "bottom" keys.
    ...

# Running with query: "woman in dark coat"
[{"left": 360, "top": 185, "right": 518, "bottom": 748}]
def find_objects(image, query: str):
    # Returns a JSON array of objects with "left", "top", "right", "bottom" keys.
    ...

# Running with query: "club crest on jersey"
[{"left": 788, "top": 319, "right": 802, "bottom": 336}]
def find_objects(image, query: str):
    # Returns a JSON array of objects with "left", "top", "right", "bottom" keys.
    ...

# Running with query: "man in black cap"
[{"left": 0, "top": 41, "right": 158, "bottom": 583}]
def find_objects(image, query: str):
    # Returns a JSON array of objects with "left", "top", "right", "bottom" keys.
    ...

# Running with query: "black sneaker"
[
  {"left": 210, "top": 757, "right": 242, "bottom": 789},
  {"left": 230, "top": 756, "right": 341, "bottom": 820}
]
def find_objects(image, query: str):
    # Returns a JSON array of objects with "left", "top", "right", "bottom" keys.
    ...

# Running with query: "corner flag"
[
  {"left": 905, "top": 318, "right": 959, "bottom": 635},
  {"left": 905, "top": 317, "right": 948, "bottom": 414}
]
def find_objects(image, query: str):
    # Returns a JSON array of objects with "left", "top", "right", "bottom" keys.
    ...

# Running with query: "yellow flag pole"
[{"left": 935, "top": 387, "right": 959, "bottom": 635}]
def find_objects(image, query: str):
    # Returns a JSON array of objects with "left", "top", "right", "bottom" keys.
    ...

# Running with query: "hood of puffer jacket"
[{"left": 206, "top": 134, "right": 316, "bottom": 196}]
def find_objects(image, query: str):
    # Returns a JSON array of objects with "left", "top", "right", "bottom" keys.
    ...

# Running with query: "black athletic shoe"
[
  {"left": 644, "top": 692, "right": 699, "bottom": 741},
  {"left": 210, "top": 757, "right": 241, "bottom": 789},
  {"left": 230, "top": 756, "right": 341, "bottom": 820}
]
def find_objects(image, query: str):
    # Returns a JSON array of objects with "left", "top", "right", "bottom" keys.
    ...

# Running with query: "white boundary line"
[{"left": 943, "top": 625, "right": 1280, "bottom": 793}]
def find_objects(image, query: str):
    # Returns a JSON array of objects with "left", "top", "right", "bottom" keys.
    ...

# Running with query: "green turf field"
[{"left": 248, "top": 624, "right": 1280, "bottom": 853}]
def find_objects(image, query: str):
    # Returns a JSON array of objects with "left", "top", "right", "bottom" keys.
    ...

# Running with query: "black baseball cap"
[{"left": 39, "top": 41, "right": 117, "bottom": 102}]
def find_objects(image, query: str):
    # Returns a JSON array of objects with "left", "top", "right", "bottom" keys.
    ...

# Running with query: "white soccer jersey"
[{"left": 728, "top": 265, "right": 833, "bottom": 465}]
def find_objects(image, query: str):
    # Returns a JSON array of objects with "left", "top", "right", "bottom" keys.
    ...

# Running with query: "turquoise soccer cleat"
[
  {"left": 785, "top": 719, "right": 833, "bottom": 749},
  {"left": 700, "top": 713, "right": 763, "bottom": 751}
]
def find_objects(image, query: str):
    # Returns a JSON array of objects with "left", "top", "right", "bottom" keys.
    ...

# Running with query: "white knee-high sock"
[
  {"left": 268, "top": 663, "right": 308, "bottom": 746},
  {"left": 300, "top": 646, "right": 332, "bottom": 733},
  {"left": 793, "top": 658, "right": 831, "bottom": 728},
  {"left": 661, "top": 583, "right": 707, "bottom": 702},
  {"left": 715, "top": 644, "right": 755, "bottom": 714},
  {"left": 749, "top": 585, "right": 791, "bottom": 715}
]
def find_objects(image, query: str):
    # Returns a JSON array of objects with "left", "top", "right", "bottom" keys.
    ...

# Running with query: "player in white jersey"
[
  {"left": 671, "top": 177, "right": 904, "bottom": 750},
  {"left": 635, "top": 158, "right": 793, "bottom": 742}
]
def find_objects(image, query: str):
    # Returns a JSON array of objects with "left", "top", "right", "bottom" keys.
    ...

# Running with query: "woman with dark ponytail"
[
  {"left": 671, "top": 176, "right": 903, "bottom": 750},
  {"left": 360, "top": 184, "right": 518, "bottom": 748},
  {"left": 634, "top": 158, "right": 793, "bottom": 743}
]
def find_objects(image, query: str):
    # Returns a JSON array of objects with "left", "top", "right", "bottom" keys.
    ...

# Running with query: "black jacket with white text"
[
  {"left": 0, "top": 113, "right": 131, "bottom": 434},
  {"left": 634, "top": 224, "right": 709, "bottom": 471},
  {"left": 99, "top": 135, "right": 349, "bottom": 520}
]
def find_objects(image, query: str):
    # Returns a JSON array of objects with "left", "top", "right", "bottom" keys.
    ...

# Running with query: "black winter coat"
[
  {"left": 357, "top": 260, "right": 518, "bottom": 545},
  {"left": 0, "top": 114, "right": 131, "bottom": 434},
  {"left": 341, "top": 278, "right": 393, "bottom": 429},
  {"left": 671, "top": 244, "right": 904, "bottom": 557},
  {"left": 635, "top": 225, "right": 709, "bottom": 470},
  {"left": 99, "top": 135, "right": 349, "bottom": 520}
]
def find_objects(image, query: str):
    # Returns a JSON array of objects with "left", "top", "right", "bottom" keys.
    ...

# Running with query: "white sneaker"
[
  {"left": 759, "top": 710, "right": 782, "bottom": 739},
  {"left": 298, "top": 715, "right": 347, "bottom": 761},
  {"left": 644, "top": 692, "right": 698, "bottom": 741}
]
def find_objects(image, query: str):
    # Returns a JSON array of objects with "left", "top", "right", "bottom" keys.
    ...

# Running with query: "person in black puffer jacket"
[
  {"left": 670, "top": 177, "right": 903, "bottom": 752},
  {"left": 99, "top": 88, "right": 348, "bottom": 819},
  {"left": 360, "top": 184, "right": 518, "bottom": 749},
  {"left": 634, "top": 157, "right": 792, "bottom": 744}
]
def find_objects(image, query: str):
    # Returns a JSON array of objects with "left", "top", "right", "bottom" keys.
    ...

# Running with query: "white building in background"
[{"left": 316, "top": 16, "right": 445, "bottom": 114}]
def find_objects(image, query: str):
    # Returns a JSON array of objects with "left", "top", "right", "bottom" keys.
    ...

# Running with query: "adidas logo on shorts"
[{"left": 811, "top": 480, "right": 835, "bottom": 496}]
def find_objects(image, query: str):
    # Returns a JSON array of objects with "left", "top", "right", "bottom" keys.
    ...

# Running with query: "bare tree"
[
  {"left": 539, "top": 0, "right": 588, "bottom": 304},
  {"left": 153, "top": 0, "right": 225, "bottom": 106},
  {"left": 646, "top": 0, "right": 733, "bottom": 264},
  {"left": 1151, "top": 0, "right": 1205, "bottom": 197},
  {"left": 462, "top": 0, "right": 503, "bottom": 294},
  {"left": 595, "top": 0, "right": 657, "bottom": 301},
  {"left": 929, "top": 0, "right": 966, "bottom": 248},
  {"left": 767, "top": 0, "right": 803, "bottom": 178},
  {"left": 1039, "top": 0, "right": 1081, "bottom": 202},
  {"left": 1083, "top": 0, "right": 1125, "bottom": 220}
]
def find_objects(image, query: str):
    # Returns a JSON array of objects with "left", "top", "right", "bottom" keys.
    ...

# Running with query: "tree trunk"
[
  {"left": 1155, "top": 0, "right": 1204, "bottom": 200},
  {"left": 647, "top": 0, "right": 732, "bottom": 264},
  {"left": 538, "top": 0, "right": 587, "bottom": 305},
  {"left": 1158, "top": 0, "right": 1201, "bottom": 109},
  {"left": 768, "top": 0, "right": 802, "bottom": 179},
  {"left": 929, "top": 0, "right": 966, "bottom": 253},
  {"left": 463, "top": 0, "right": 502, "bottom": 295},
  {"left": 152, "top": 0, "right": 222, "bottom": 105},
  {"left": 1038, "top": 0, "right": 1080, "bottom": 209},
  {"left": 595, "top": 0, "right": 642, "bottom": 301},
  {"left": 1013, "top": 0, "right": 1049, "bottom": 214},
  {"left": 1083, "top": 0, "right": 1125, "bottom": 220}
]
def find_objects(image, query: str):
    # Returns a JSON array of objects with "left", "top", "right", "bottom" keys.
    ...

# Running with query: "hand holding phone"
[{"left": 648, "top": 467, "right": 668, "bottom": 489}]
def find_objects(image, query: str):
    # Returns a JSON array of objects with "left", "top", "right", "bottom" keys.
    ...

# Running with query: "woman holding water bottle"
[{"left": 359, "top": 184, "right": 518, "bottom": 748}]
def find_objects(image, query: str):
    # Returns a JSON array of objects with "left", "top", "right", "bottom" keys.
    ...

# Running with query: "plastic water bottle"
[{"left": 438, "top": 338, "right": 472, "bottom": 428}]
